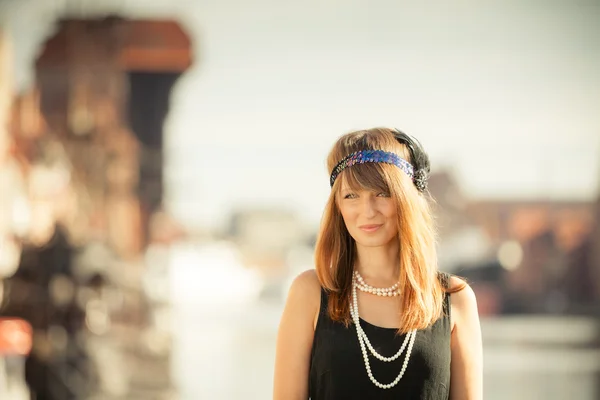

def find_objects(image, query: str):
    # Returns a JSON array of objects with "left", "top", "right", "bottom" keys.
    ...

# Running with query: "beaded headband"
[{"left": 329, "top": 150, "right": 414, "bottom": 187}]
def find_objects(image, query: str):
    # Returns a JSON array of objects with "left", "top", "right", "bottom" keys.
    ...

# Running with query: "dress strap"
[
  {"left": 314, "top": 286, "right": 331, "bottom": 332},
  {"left": 437, "top": 271, "right": 452, "bottom": 317},
  {"left": 318, "top": 286, "right": 330, "bottom": 314}
]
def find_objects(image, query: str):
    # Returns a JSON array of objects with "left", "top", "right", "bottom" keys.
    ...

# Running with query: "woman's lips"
[{"left": 359, "top": 224, "right": 382, "bottom": 233}]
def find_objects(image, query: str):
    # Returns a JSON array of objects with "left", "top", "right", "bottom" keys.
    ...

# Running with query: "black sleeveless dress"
[{"left": 308, "top": 273, "right": 451, "bottom": 399}]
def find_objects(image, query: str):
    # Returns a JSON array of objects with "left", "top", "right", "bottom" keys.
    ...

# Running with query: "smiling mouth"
[{"left": 359, "top": 224, "right": 382, "bottom": 232}]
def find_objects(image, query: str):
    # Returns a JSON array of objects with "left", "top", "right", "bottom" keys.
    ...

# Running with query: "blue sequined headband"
[{"left": 329, "top": 150, "right": 414, "bottom": 187}]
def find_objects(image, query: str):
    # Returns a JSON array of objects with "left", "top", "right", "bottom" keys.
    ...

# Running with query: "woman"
[{"left": 273, "top": 127, "right": 483, "bottom": 399}]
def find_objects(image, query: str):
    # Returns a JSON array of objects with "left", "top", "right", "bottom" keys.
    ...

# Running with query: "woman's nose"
[{"left": 361, "top": 195, "right": 377, "bottom": 218}]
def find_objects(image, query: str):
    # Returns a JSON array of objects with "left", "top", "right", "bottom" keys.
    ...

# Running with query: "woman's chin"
[{"left": 354, "top": 234, "right": 395, "bottom": 248}]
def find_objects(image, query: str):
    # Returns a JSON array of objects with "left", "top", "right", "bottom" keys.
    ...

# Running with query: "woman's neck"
[{"left": 354, "top": 240, "right": 400, "bottom": 284}]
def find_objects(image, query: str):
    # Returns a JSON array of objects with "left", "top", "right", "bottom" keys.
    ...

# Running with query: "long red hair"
[{"left": 315, "top": 127, "right": 449, "bottom": 334}]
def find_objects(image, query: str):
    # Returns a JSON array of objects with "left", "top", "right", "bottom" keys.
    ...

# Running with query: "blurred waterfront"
[{"left": 168, "top": 241, "right": 600, "bottom": 400}]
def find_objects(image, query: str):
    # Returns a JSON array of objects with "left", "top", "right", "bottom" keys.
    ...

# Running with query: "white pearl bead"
[{"left": 354, "top": 272, "right": 400, "bottom": 298}]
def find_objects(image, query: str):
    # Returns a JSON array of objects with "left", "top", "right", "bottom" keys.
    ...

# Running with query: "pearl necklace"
[
  {"left": 354, "top": 271, "right": 400, "bottom": 296},
  {"left": 350, "top": 276, "right": 417, "bottom": 389}
]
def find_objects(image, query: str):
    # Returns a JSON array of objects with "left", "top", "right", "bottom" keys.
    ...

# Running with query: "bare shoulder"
[
  {"left": 285, "top": 269, "right": 322, "bottom": 317},
  {"left": 449, "top": 276, "right": 477, "bottom": 306},
  {"left": 290, "top": 268, "right": 321, "bottom": 291},
  {"left": 448, "top": 276, "right": 480, "bottom": 328},
  {"left": 288, "top": 269, "right": 321, "bottom": 298}
]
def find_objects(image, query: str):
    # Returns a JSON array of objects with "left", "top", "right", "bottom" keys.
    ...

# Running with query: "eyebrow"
[{"left": 339, "top": 188, "right": 363, "bottom": 194}]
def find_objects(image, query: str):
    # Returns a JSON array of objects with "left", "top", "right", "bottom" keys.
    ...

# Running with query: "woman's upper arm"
[
  {"left": 449, "top": 277, "right": 483, "bottom": 400},
  {"left": 273, "top": 269, "right": 321, "bottom": 400}
]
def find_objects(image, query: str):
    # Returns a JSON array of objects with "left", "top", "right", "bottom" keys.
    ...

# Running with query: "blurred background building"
[
  {"left": 0, "top": 14, "right": 192, "bottom": 400},
  {"left": 0, "top": 0, "right": 599, "bottom": 399}
]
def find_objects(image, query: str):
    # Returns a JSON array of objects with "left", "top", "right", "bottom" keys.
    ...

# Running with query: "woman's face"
[{"left": 337, "top": 184, "right": 398, "bottom": 248}]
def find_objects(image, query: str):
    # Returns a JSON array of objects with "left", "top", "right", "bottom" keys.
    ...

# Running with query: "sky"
[{"left": 1, "top": 0, "right": 599, "bottom": 230}]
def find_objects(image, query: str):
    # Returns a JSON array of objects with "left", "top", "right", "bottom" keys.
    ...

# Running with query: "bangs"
[{"left": 337, "top": 162, "right": 394, "bottom": 195}]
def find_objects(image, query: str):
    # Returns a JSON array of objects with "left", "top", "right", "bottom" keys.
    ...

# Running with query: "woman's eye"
[
  {"left": 377, "top": 192, "right": 390, "bottom": 197},
  {"left": 344, "top": 193, "right": 357, "bottom": 199}
]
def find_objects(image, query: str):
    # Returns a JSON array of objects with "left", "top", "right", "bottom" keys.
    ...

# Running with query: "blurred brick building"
[
  {"left": 3, "top": 16, "right": 193, "bottom": 400},
  {"left": 428, "top": 170, "right": 599, "bottom": 316}
]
